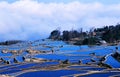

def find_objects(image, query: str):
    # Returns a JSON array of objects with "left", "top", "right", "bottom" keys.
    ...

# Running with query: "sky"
[
  {"left": 2, "top": 0, "right": 120, "bottom": 4},
  {"left": 0, "top": 0, "right": 120, "bottom": 41}
]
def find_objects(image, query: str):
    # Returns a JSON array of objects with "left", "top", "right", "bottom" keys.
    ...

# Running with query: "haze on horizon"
[{"left": 0, "top": 0, "right": 120, "bottom": 41}]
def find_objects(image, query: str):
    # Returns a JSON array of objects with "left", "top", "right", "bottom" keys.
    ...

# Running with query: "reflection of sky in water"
[
  {"left": 79, "top": 72, "right": 120, "bottom": 77},
  {"left": 69, "top": 66, "right": 106, "bottom": 71},
  {"left": 0, "top": 51, "right": 12, "bottom": 57},
  {"left": 105, "top": 55, "right": 120, "bottom": 68},
  {"left": 0, "top": 40, "right": 120, "bottom": 69},
  {"left": 17, "top": 70, "right": 86, "bottom": 77}
]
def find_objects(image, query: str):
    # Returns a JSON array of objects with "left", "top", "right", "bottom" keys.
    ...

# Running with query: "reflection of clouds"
[{"left": 0, "top": 0, "right": 120, "bottom": 40}]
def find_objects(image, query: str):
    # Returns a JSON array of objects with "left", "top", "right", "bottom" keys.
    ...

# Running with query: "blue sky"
[
  {"left": 2, "top": 0, "right": 120, "bottom": 4},
  {"left": 39, "top": 0, "right": 120, "bottom": 4},
  {"left": 0, "top": 0, "right": 120, "bottom": 41}
]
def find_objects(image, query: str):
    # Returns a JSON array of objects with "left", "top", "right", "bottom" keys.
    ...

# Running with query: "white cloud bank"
[{"left": 0, "top": 0, "right": 120, "bottom": 40}]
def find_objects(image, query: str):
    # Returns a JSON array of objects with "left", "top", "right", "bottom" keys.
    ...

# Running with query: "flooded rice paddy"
[{"left": 0, "top": 39, "right": 120, "bottom": 77}]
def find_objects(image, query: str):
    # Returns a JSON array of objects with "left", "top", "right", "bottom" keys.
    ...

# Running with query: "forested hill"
[{"left": 49, "top": 24, "right": 120, "bottom": 45}]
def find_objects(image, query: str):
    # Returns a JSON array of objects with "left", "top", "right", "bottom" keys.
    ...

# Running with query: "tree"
[
  {"left": 82, "top": 37, "right": 98, "bottom": 45},
  {"left": 62, "top": 31, "right": 70, "bottom": 41},
  {"left": 49, "top": 30, "right": 61, "bottom": 40}
]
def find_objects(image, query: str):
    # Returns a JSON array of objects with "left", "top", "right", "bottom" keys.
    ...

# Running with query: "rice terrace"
[
  {"left": 0, "top": 39, "right": 120, "bottom": 77},
  {"left": 0, "top": 0, "right": 120, "bottom": 77}
]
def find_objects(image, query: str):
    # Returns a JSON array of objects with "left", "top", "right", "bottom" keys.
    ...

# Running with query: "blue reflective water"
[
  {"left": 79, "top": 72, "right": 120, "bottom": 77},
  {"left": 35, "top": 54, "right": 68, "bottom": 60},
  {"left": 0, "top": 51, "right": 12, "bottom": 57},
  {"left": 0, "top": 69, "right": 21, "bottom": 74},
  {"left": 105, "top": 55, "right": 120, "bottom": 68},
  {"left": 17, "top": 70, "right": 86, "bottom": 77},
  {"left": 0, "top": 40, "right": 120, "bottom": 77},
  {"left": 69, "top": 66, "right": 106, "bottom": 71}
]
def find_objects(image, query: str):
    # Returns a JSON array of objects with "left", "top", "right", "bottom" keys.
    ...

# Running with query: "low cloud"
[{"left": 0, "top": 0, "right": 120, "bottom": 40}]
